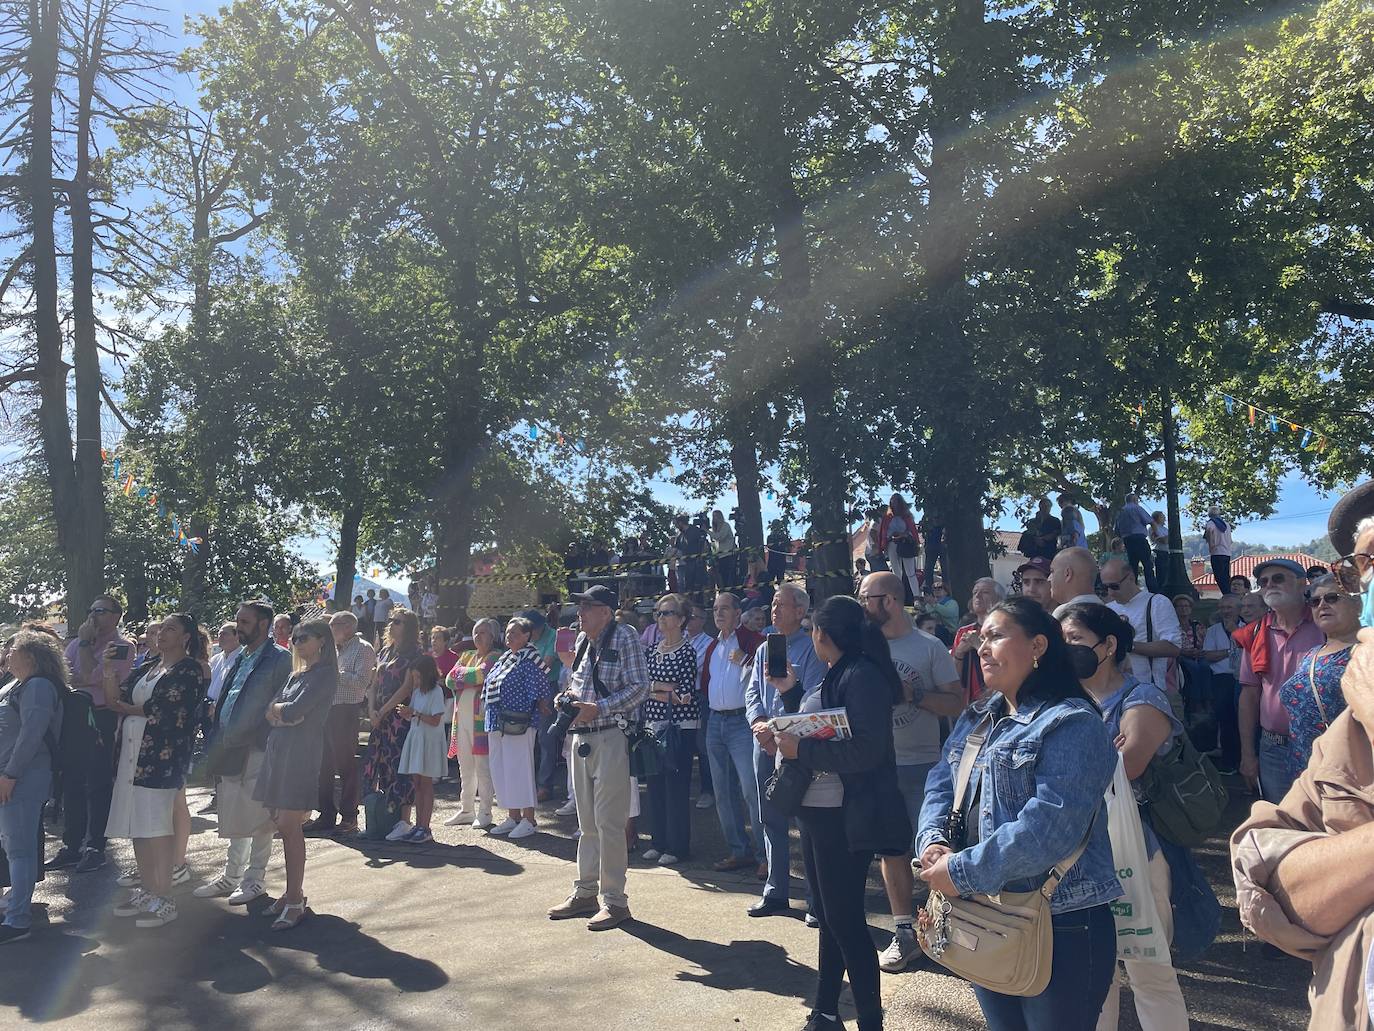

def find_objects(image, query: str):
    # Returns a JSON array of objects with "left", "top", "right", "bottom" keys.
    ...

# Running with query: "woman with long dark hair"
[
  {"left": 881, "top": 494, "right": 921, "bottom": 605},
  {"left": 770, "top": 596, "right": 911, "bottom": 1031},
  {"left": 104, "top": 614, "right": 209, "bottom": 929},
  {"left": 363, "top": 608, "right": 424, "bottom": 841},
  {"left": 916, "top": 597, "right": 1121, "bottom": 1031}
]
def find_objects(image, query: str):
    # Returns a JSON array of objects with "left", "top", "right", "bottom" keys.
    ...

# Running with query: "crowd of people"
[{"left": 1, "top": 487, "right": 1373, "bottom": 1030}]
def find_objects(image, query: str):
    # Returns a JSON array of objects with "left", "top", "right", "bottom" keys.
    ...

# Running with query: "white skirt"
[
  {"left": 106, "top": 713, "right": 176, "bottom": 839},
  {"left": 488, "top": 729, "right": 537, "bottom": 810}
]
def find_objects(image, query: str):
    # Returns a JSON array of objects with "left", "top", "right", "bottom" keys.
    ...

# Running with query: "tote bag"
[{"left": 1105, "top": 755, "right": 1170, "bottom": 964}]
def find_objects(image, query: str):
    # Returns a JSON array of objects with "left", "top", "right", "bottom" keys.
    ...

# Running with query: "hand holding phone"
[{"left": 765, "top": 633, "right": 788, "bottom": 679}]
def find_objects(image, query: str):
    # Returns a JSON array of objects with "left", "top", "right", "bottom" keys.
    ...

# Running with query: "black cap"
[
  {"left": 570, "top": 585, "right": 618, "bottom": 609},
  {"left": 1328, "top": 480, "right": 1374, "bottom": 557},
  {"left": 517, "top": 608, "right": 548, "bottom": 630}
]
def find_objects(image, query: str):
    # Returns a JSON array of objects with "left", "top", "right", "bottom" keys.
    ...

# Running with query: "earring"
[{"left": 1033, "top": 655, "right": 1040, "bottom": 670}]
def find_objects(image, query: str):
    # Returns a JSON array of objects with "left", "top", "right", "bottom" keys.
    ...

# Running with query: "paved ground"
[{"left": 0, "top": 772, "right": 1313, "bottom": 1031}]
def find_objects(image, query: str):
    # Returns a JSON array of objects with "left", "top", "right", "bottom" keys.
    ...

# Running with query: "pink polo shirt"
[
  {"left": 64, "top": 629, "right": 135, "bottom": 707},
  {"left": 1239, "top": 614, "right": 1323, "bottom": 735}
]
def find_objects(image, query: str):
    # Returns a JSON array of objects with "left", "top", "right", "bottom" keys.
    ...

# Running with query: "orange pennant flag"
[
  {"left": 123, "top": 475, "right": 135, "bottom": 496},
  {"left": 1289, "top": 422, "right": 1299, "bottom": 432},
  {"left": 1247, "top": 406, "right": 1255, "bottom": 426},
  {"left": 1318, "top": 436, "right": 1328, "bottom": 453}
]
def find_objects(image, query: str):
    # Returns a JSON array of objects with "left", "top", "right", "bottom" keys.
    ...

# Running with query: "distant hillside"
[{"left": 1180, "top": 534, "right": 1336, "bottom": 562}]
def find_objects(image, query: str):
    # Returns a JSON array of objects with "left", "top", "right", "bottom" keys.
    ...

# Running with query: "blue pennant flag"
[
  {"left": 1268, "top": 414, "right": 1279, "bottom": 432},
  {"left": 1223, "top": 395, "right": 1234, "bottom": 415},
  {"left": 158, "top": 502, "right": 166, "bottom": 518},
  {"left": 1301, "top": 429, "right": 1313, "bottom": 448},
  {"left": 529, "top": 425, "right": 538, "bottom": 439},
  {"left": 112, "top": 459, "right": 121, "bottom": 477}
]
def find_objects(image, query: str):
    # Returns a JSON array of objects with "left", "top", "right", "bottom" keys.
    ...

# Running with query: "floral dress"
[
  {"left": 363, "top": 646, "right": 422, "bottom": 809},
  {"left": 1278, "top": 645, "right": 1351, "bottom": 780}
]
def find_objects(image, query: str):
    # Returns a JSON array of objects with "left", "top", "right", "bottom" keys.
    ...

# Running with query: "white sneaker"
[
  {"left": 641, "top": 849, "right": 661, "bottom": 862},
  {"left": 171, "top": 863, "right": 191, "bottom": 886},
  {"left": 472, "top": 815, "right": 493, "bottom": 830},
  {"left": 508, "top": 819, "right": 536, "bottom": 840},
  {"left": 115, "top": 868, "right": 142, "bottom": 888},
  {"left": 554, "top": 800, "right": 577, "bottom": 816},
  {"left": 489, "top": 817, "right": 519, "bottom": 835},
  {"left": 226, "top": 881, "right": 266, "bottom": 906},
  {"left": 136, "top": 896, "right": 178, "bottom": 928},
  {"left": 443, "top": 811, "right": 476, "bottom": 827},
  {"left": 878, "top": 929, "right": 920, "bottom": 973},
  {"left": 695, "top": 793, "right": 715, "bottom": 810},
  {"left": 193, "top": 874, "right": 238, "bottom": 899},
  {"left": 658, "top": 854, "right": 681, "bottom": 866},
  {"left": 385, "top": 821, "right": 415, "bottom": 842},
  {"left": 113, "top": 889, "right": 153, "bottom": 917}
]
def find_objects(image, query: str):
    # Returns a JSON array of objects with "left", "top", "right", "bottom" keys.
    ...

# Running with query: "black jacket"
[
  {"left": 117, "top": 656, "right": 208, "bottom": 789},
  {"left": 790, "top": 653, "right": 912, "bottom": 856},
  {"left": 206, "top": 642, "right": 291, "bottom": 777}
]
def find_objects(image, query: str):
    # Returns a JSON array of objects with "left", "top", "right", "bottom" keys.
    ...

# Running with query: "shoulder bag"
[
  {"left": 917, "top": 714, "right": 1094, "bottom": 997},
  {"left": 764, "top": 759, "right": 814, "bottom": 817}
]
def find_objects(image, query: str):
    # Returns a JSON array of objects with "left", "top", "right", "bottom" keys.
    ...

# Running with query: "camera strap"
[{"left": 572, "top": 621, "right": 617, "bottom": 700}]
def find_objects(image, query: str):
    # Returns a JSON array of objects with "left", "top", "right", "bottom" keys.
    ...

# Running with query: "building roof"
[{"left": 1190, "top": 552, "right": 1329, "bottom": 589}]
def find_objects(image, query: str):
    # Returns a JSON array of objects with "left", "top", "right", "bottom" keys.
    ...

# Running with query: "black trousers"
[
  {"left": 1123, "top": 534, "right": 1158, "bottom": 592},
  {"left": 799, "top": 806, "right": 881, "bottom": 1029},
  {"left": 645, "top": 728, "right": 694, "bottom": 857},
  {"left": 62, "top": 706, "right": 118, "bottom": 853},
  {"left": 1211, "top": 555, "right": 1233, "bottom": 594}
]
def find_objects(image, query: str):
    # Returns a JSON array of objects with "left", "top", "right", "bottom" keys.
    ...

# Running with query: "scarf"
[
  {"left": 1232, "top": 613, "right": 1274, "bottom": 678},
  {"left": 482, "top": 644, "right": 546, "bottom": 711},
  {"left": 1208, "top": 515, "right": 1229, "bottom": 533}
]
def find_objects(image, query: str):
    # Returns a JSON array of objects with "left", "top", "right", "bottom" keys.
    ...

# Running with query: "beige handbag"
[{"left": 916, "top": 714, "right": 1094, "bottom": 997}]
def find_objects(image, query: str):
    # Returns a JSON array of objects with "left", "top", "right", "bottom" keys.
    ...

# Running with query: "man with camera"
[
  {"left": 50, "top": 594, "right": 135, "bottom": 873},
  {"left": 547, "top": 585, "right": 651, "bottom": 931}
]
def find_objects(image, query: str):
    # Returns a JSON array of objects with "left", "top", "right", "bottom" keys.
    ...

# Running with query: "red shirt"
[{"left": 1239, "top": 614, "right": 1323, "bottom": 735}]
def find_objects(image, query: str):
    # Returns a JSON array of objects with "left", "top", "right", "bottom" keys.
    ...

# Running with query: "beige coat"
[{"left": 1230, "top": 709, "right": 1374, "bottom": 1031}]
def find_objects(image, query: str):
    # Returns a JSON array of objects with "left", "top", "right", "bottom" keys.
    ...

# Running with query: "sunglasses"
[
  {"left": 291, "top": 632, "right": 315, "bottom": 644},
  {"left": 1335, "top": 553, "right": 1374, "bottom": 571},
  {"left": 88, "top": 607, "right": 115, "bottom": 616},
  {"left": 1256, "top": 574, "right": 1289, "bottom": 587},
  {"left": 653, "top": 610, "right": 682, "bottom": 619},
  {"left": 1309, "top": 592, "right": 1347, "bottom": 608}
]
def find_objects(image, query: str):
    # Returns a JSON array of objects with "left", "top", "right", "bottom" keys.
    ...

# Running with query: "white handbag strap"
[
  {"left": 1307, "top": 651, "right": 1330, "bottom": 726},
  {"left": 950, "top": 713, "right": 992, "bottom": 815}
]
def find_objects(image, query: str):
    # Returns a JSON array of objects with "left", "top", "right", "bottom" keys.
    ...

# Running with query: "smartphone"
[
  {"left": 556, "top": 627, "right": 576, "bottom": 652},
  {"left": 110, "top": 644, "right": 130, "bottom": 660},
  {"left": 766, "top": 633, "right": 788, "bottom": 679}
]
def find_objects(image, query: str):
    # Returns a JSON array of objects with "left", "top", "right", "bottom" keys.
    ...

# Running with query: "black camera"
[{"left": 550, "top": 694, "right": 581, "bottom": 737}]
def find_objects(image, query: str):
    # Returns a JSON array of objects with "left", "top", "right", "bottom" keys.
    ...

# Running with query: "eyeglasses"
[
  {"left": 88, "top": 607, "right": 115, "bottom": 616},
  {"left": 1256, "top": 574, "right": 1289, "bottom": 587},
  {"left": 1101, "top": 581, "right": 1122, "bottom": 591},
  {"left": 1309, "top": 592, "right": 1347, "bottom": 608},
  {"left": 653, "top": 610, "right": 682, "bottom": 619},
  {"left": 857, "top": 593, "right": 890, "bottom": 604},
  {"left": 1335, "top": 553, "right": 1374, "bottom": 572}
]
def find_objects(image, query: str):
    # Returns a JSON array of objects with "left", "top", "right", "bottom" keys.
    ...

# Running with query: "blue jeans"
[
  {"left": 754, "top": 744, "right": 812, "bottom": 905},
  {"left": 973, "top": 904, "right": 1116, "bottom": 1031},
  {"left": 1259, "top": 733, "right": 1294, "bottom": 804},
  {"left": 0, "top": 770, "right": 51, "bottom": 929},
  {"left": 895, "top": 762, "right": 935, "bottom": 852},
  {"left": 707, "top": 711, "right": 763, "bottom": 860}
]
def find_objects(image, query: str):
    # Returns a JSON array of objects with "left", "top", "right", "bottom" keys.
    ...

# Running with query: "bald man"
[{"left": 1050, "top": 547, "right": 1103, "bottom": 616}]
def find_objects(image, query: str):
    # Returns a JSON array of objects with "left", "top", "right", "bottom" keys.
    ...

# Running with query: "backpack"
[
  {"left": 1143, "top": 593, "right": 1182, "bottom": 698},
  {"left": 6, "top": 675, "right": 81, "bottom": 776},
  {"left": 1140, "top": 728, "right": 1229, "bottom": 848}
]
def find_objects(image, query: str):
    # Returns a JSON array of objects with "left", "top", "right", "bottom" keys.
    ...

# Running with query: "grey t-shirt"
[{"left": 888, "top": 627, "right": 959, "bottom": 766}]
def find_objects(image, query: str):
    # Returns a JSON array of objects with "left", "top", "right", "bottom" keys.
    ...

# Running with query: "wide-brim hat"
[{"left": 1327, "top": 480, "right": 1374, "bottom": 557}]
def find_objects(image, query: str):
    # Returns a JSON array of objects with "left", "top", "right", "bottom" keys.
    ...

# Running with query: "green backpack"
[{"left": 1140, "top": 726, "right": 1229, "bottom": 848}]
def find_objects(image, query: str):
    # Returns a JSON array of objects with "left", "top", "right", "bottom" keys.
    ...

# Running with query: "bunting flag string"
[
  {"left": 1217, "top": 391, "right": 1328, "bottom": 453},
  {"left": 101, "top": 449, "right": 203, "bottom": 552}
]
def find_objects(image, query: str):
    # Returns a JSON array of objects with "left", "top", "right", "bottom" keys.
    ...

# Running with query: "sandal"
[
  {"left": 264, "top": 896, "right": 288, "bottom": 918},
  {"left": 270, "top": 897, "right": 308, "bottom": 931}
]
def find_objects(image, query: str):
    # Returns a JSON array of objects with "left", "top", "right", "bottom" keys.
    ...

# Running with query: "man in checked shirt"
[{"left": 546, "top": 585, "right": 651, "bottom": 931}]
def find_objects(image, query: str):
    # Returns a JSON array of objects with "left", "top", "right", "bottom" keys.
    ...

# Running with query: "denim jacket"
[{"left": 916, "top": 692, "right": 1122, "bottom": 915}]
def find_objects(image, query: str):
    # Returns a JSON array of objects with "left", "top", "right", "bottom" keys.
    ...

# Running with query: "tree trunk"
[
  {"left": 941, "top": 476, "right": 991, "bottom": 611},
  {"left": 768, "top": 153, "right": 850, "bottom": 600},
  {"left": 29, "top": 0, "right": 101, "bottom": 628},
  {"left": 179, "top": 518, "right": 210, "bottom": 619},
  {"left": 434, "top": 488, "right": 474, "bottom": 627},
  {"left": 68, "top": 0, "right": 109, "bottom": 622},
  {"left": 334, "top": 498, "right": 364, "bottom": 614},
  {"left": 727, "top": 421, "right": 764, "bottom": 580}
]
